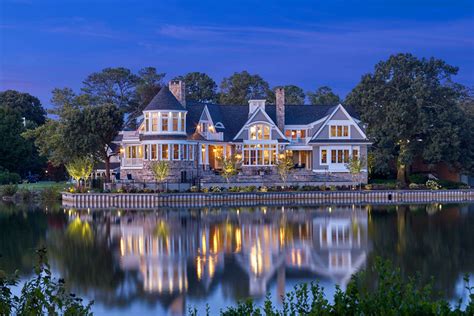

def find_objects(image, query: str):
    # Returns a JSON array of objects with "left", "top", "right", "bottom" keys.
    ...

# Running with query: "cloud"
[{"left": 154, "top": 19, "right": 474, "bottom": 52}]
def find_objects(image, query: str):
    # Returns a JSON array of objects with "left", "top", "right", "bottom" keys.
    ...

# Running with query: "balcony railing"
[
  {"left": 201, "top": 131, "right": 224, "bottom": 141},
  {"left": 122, "top": 158, "right": 143, "bottom": 167},
  {"left": 288, "top": 137, "right": 310, "bottom": 144}
]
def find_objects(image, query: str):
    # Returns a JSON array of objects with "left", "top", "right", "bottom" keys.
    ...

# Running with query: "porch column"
[{"left": 205, "top": 144, "right": 209, "bottom": 165}]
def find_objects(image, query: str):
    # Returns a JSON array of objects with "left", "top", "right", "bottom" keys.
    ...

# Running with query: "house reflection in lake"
[{"left": 90, "top": 205, "right": 370, "bottom": 302}]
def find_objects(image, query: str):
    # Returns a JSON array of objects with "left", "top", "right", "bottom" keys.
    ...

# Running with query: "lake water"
[{"left": 0, "top": 202, "right": 473, "bottom": 315}]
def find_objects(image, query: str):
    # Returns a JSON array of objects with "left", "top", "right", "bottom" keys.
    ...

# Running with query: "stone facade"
[
  {"left": 121, "top": 160, "right": 198, "bottom": 183},
  {"left": 275, "top": 87, "right": 285, "bottom": 132}
]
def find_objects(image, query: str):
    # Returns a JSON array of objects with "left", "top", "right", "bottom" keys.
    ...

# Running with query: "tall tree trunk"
[
  {"left": 105, "top": 156, "right": 111, "bottom": 183},
  {"left": 397, "top": 161, "right": 407, "bottom": 187}
]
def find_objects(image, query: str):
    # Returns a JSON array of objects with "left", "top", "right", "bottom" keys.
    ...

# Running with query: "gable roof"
[{"left": 143, "top": 86, "right": 186, "bottom": 111}]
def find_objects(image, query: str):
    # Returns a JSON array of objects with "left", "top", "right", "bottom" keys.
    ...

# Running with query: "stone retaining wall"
[{"left": 62, "top": 189, "right": 474, "bottom": 209}]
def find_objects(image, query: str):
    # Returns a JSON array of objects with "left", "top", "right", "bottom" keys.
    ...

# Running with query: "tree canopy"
[
  {"left": 0, "top": 90, "right": 46, "bottom": 126},
  {"left": 345, "top": 53, "right": 471, "bottom": 184},
  {"left": 270, "top": 85, "right": 305, "bottom": 104},
  {"left": 307, "top": 86, "right": 341, "bottom": 105},
  {"left": 174, "top": 72, "right": 218, "bottom": 103},
  {"left": 219, "top": 71, "right": 271, "bottom": 105}
]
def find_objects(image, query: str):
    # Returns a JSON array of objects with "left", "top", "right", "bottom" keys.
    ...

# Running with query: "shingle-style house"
[{"left": 115, "top": 80, "right": 370, "bottom": 185}]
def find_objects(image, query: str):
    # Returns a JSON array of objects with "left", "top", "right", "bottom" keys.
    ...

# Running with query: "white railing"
[
  {"left": 288, "top": 137, "right": 311, "bottom": 144},
  {"left": 122, "top": 158, "right": 143, "bottom": 167},
  {"left": 201, "top": 132, "right": 224, "bottom": 141}
]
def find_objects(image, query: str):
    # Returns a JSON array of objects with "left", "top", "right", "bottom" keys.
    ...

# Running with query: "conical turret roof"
[{"left": 143, "top": 86, "right": 186, "bottom": 111}]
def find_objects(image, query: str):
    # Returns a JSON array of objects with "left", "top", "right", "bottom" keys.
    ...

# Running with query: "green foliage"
[
  {"left": 346, "top": 53, "right": 469, "bottom": 180},
  {"left": 276, "top": 155, "right": 294, "bottom": 184},
  {"left": 66, "top": 157, "right": 94, "bottom": 191},
  {"left": 0, "top": 169, "right": 21, "bottom": 185},
  {"left": 345, "top": 155, "right": 366, "bottom": 189},
  {"left": 270, "top": 85, "right": 305, "bottom": 104},
  {"left": 0, "top": 184, "right": 18, "bottom": 196},
  {"left": 0, "top": 90, "right": 46, "bottom": 126},
  {"left": 219, "top": 154, "right": 241, "bottom": 183},
  {"left": 39, "top": 187, "right": 62, "bottom": 202},
  {"left": 426, "top": 179, "right": 441, "bottom": 190},
  {"left": 198, "top": 259, "right": 473, "bottom": 315},
  {"left": 0, "top": 248, "right": 93, "bottom": 315},
  {"left": 409, "top": 173, "right": 429, "bottom": 184},
  {"left": 149, "top": 161, "right": 170, "bottom": 183},
  {"left": 307, "top": 86, "right": 341, "bottom": 105},
  {"left": 219, "top": 71, "right": 271, "bottom": 105},
  {"left": 174, "top": 72, "right": 218, "bottom": 103}
]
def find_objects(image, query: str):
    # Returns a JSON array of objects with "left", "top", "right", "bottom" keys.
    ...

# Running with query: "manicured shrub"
[
  {"left": 0, "top": 170, "right": 21, "bottom": 185},
  {"left": 409, "top": 173, "right": 429, "bottom": 184},
  {"left": 190, "top": 186, "right": 199, "bottom": 192},
  {"left": 259, "top": 186, "right": 268, "bottom": 192},
  {"left": 0, "top": 184, "right": 18, "bottom": 196},
  {"left": 39, "top": 187, "right": 61, "bottom": 201},
  {"left": 426, "top": 179, "right": 441, "bottom": 190},
  {"left": 364, "top": 184, "right": 373, "bottom": 190}
]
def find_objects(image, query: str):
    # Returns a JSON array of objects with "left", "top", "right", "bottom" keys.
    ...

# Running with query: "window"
[
  {"left": 162, "top": 114, "right": 169, "bottom": 132},
  {"left": 330, "top": 125, "right": 349, "bottom": 138},
  {"left": 243, "top": 144, "right": 277, "bottom": 166},
  {"left": 353, "top": 149, "right": 359, "bottom": 160},
  {"left": 172, "top": 113, "right": 179, "bottom": 131},
  {"left": 161, "top": 144, "right": 169, "bottom": 160},
  {"left": 152, "top": 113, "right": 159, "bottom": 131},
  {"left": 181, "top": 113, "right": 186, "bottom": 132},
  {"left": 321, "top": 149, "right": 327, "bottom": 164},
  {"left": 188, "top": 145, "right": 194, "bottom": 160},
  {"left": 145, "top": 113, "right": 150, "bottom": 132},
  {"left": 329, "top": 149, "right": 351, "bottom": 164},
  {"left": 126, "top": 146, "right": 143, "bottom": 159},
  {"left": 249, "top": 124, "right": 270, "bottom": 140},
  {"left": 285, "top": 129, "right": 307, "bottom": 141},
  {"left": 151, "top": 144, "right": 158, "bottom": 160},
  {"left": 173, "top": 144, "right": 179, "bottom": 160},
  {"left": 182, "top": 144, "right": 187, "bottom": 160}
]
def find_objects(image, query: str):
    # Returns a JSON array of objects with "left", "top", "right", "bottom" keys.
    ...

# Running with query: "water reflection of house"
[{"left": 99, "top": 206, "right": 369, "bottom": 311}]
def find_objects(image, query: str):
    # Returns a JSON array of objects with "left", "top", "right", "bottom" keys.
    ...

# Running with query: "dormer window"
[
  {"left": 249, "top": 124, "right": 270, "bottom": 140},
  {"left": 330, "top": 125, "right": 349, "bottom": 138}
]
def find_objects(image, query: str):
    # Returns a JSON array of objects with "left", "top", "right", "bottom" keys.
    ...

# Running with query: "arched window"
[{"left": 249, "top": 124, "right": 270, "bottom": 140}]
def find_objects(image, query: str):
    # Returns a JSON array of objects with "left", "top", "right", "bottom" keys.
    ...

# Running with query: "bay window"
[
  {"left": 285, "top": 129, "right": 306, "bottom": 141},
  {"left": 172, "top": 113, "right": 179, "bottom": 131},
  {"left": 321, "top": 147, "right": 360, "bottom": 165},
  {"left": 162, "top": 144, "right": 169, "bottom": 160},
  {"left": 173, "top": 144, "right": 179, "bottom": 160},
  {"left": 152, "top": 113, "right": 159, "bottom": 131},
  {"left": 162, "top": 114, "right": 169, "bottom": 131}
]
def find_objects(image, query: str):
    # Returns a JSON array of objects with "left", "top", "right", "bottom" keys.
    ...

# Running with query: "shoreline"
[{"left": 62, "top": 189, "right": 474, "bottom": 209}]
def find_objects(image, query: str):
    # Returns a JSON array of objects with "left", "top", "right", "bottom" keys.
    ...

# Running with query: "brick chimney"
[
  {"left": 169, "top": 80, "right": 186, "bottom": 107},
  {"left": 275, "top": 87, "right": 285, "bottom": 132}
]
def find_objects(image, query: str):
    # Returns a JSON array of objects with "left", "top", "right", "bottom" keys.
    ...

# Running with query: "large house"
[{"left": 115, "top": 80, "right": 370, "bottom": 185}]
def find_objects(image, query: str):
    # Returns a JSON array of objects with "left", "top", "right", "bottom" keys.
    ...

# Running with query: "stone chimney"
[
  {"left": 169, "top": 80, "right": 186, "bottom": 107},
  {"left": 275, "top": 87, "right": 285, "bottom": 132}
]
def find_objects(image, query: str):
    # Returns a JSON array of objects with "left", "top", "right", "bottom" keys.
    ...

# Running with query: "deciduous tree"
[
  {"left": 174, "top": 72, "right": 218, "bottom": 103},
  {"left": 219, "top": 71, "right": 271, "bottom": 105},
  {"left": 307, "top": 86, "right": 341, "bottom": 105},
  {"left": 345, "top": 53, "right": 466, "bottom": 185}
]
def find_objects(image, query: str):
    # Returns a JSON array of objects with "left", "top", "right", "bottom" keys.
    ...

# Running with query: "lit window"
[
  {"left": 330, "top": 125, "right": 349, "bottom": 138},
  {"left": 353, "top": 149, "right": 359, "bottom": 160},
  {"left": 249, "top": 124, "right": 270, "bottom": 140},
  {"left": 162, "top": 144, "right": 169, "bottom": 160},
  {"left": 152, "top": 113, "right": 159, "bottom": 131},
  {"left": 151, "top": 144, "right": 158, "bottom": 160},
  {"left": 189, "top": 145, "right": 194, "bottom": 160},
  {"left": 162, "top": 114, "right": 169, "bottom": 131},
  {"left": 145, "top": 113, "right": 150, "bottom": 132},
  {"left": 173, "top": 144, "right": 179, "bottom": 160},
  {"left": 181, "top": 113, "right": 186, "bottom": 132},
  {"left": 242, "top": 144, "right": 277, "bottom": 166},
  {"left": 321, "top": 149, "right": 327, "bottom": 164},
  {"left": 182, "top": 144, "right": 187, "bottom": 160},
  {"left": 172, "top": 113, "right": 179, "bottom": 131}
]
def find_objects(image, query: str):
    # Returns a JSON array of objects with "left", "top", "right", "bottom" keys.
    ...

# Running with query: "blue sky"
[{"left": 1, "top": 0, "right": 473, "bottom": 106}]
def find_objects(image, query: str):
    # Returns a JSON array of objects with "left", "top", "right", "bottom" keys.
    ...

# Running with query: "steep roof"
[{"left": 143, "top": 86, "right": 186, "bottom": 111}]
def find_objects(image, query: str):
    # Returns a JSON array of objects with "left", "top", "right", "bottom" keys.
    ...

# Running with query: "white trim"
[
  {"left": 233, "top": 107, "right": 287, "bottom": 141},
  {"left": 310, "top": 104, "right": 368, "bottom": 141}
]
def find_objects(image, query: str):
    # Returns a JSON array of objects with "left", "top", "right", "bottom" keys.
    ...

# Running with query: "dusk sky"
[{"left": 1, "top": 0, "right": 473, "bottom": 107}]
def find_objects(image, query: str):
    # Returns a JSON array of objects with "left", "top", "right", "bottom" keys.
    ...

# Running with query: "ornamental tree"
[
  {"left": 276, "top": 155, "right": 294, "bottom": 185},
  {"left": 218, "top": 154, "right": 241, "bottom": 183},
  {"left": 65, "top": 157, "right": 94, "bottom": 191},
  {"left": 345, "top": 155, "right": 366, "bottom": 190},
  {"left": 149, "top": 161, "right": 169, "bottom": 189}
]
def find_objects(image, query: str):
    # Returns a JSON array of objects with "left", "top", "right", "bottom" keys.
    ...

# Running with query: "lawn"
[{"left": 17, "top": 181, "right": 72, "bottom": 191}]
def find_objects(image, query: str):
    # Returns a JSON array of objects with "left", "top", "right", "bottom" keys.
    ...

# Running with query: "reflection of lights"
[
  {"left": 212, "top": 231, "right": 218, "bottom": 254},
  {"left": 235, "top": 228, "right": 242, "bottom": 252},
  {"left": 250, "top": 241, "right": 263, "bottom": 276},
  {"left": 120, "top": 238, "right": 125, "bottom": 256},
  {"left": 201, "top": 232, "right": 207, "bottom": 254}
]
